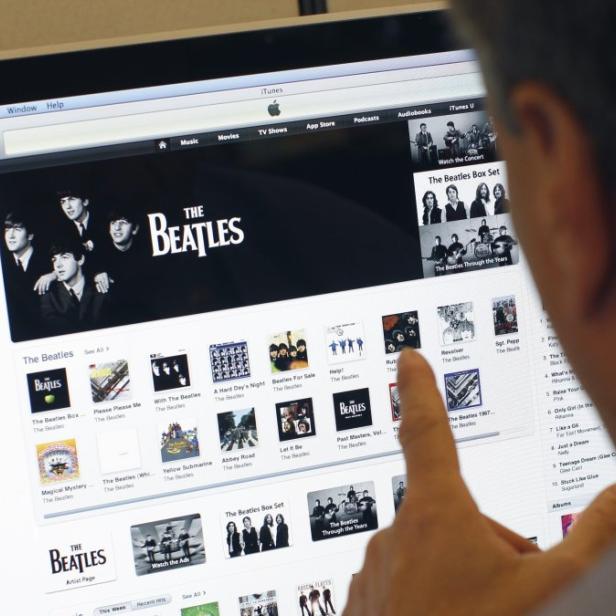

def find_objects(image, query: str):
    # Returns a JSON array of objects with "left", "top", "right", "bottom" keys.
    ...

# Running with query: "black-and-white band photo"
[
  {"left": 223, "top": 502, "right": 290, "bottom": 558},
  {"left": 307, "top": 481, "right": 378, "bottom": 541},
  {"left": 150, "top": 353, "right": 191, "bottom": 392},
  {"left": 408, "top": 109, "right": 498, "bottom": 170}
]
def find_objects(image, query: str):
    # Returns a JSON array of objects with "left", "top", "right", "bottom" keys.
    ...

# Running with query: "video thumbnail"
[
  {"left": 332, "top": 387, "right": 372, "bottom": 431},
  {"left": 437, "top": 302, "right": 475, "bottom": 345},
  {"left": 324, "top": 321, "right": 366, "bottom": 364},
  {"left": 89, "top": 359, "right": 130, "bottom": 403},
  {"left": 382, "top": 311, "right": 421, "bottom": 354},
  {"left": 307, "top": 481, "right": 378, "bottom": 541},
  {"left": 218, "top": 408, "right": 258, "bottom": 452},
  {"left": 444, "top": 368, "right": 482, "bottom": 411},
  {"left": 269, "top": 330, "right": 308, "bottom": 373},
  {"left": 150, "top": 352, "right": 191, "bottom": 392},
  {"left": 160, "top": 420, "right": 200, "bottom": 463},
  {"left": 493, "top": 295, "right": 518, "bottom": 336},
  {"left": 131, "top": 513, "right": 205, "bottom": 575},
  {"left": 275, "top": 398, "right": 315, "bottom": 442},
  {"left": 209, "top": 341, "right": 250, "bottom": 383},
  {"left": 27, "top": 367, "right": 71, "bottom": 413}
]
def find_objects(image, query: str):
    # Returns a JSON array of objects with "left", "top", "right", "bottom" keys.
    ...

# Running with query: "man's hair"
[
  {"left": 451, "top": 0, "right": 616, "bottom": 193},
  {"left": 49, "top": 238, "right": 85, "bottom": 261},
  {"left": 4, "top": 210, "right": 33, "bottom": 232}
]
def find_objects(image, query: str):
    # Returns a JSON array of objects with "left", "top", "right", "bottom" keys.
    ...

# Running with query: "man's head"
[
  {"left": 57, "top": 189, "right": 89, "bottom": 223},
  {"left": 451, "top": 234, "right": 459, "bottom": 243},
  {"left": 420, "top": 123, "right": 427, "bottom": 132},
  {"left": 108, "top": 208, "right": 139, "bottom": 251},
  {"left": 3, "top": 211, "right": 33, "bottom": 257},
  {"left": 49, "top": 239, "right": 85, "bottom": 285},
  {"left": 451, "top": 1, "right": 616, "bottom": 435},
  {"left": 447, "top": 121, "right": 455, "bottom": 131},
  {"left": 435, "top": 235, "right": 442, "bottom": 246},
  {"left": 446, "top": 185, "right": 458, "bottom": 201}
]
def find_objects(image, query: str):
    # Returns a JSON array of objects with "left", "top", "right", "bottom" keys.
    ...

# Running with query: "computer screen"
[{"left": 0, "top": 12, "right": 613, "bottom": 615}]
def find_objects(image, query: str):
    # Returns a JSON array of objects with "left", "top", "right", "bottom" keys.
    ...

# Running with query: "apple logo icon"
[
  {"left": 267, "top": 100, "right": 281, "bottom": 117},
  {"left": 44, "top": 394, "right": 56, "bottom": 405}
]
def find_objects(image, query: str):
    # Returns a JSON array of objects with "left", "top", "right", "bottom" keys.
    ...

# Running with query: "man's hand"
[
  {"left": 344, "top": 349, "right": 616, "bottom": 616},
  {"left": 33, "top": 272, "right": 56, "bottom": 295},
  {"left": 94, "top": 272, "right": 113, "bottom": 294}
]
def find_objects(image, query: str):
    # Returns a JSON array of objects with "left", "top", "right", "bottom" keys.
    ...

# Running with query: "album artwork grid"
[
  {"left": 1, "top": 103, "right": 516, "bottom": 344},
  {"left": 30, "top": 297, "right": 519, "bottom": 486}
]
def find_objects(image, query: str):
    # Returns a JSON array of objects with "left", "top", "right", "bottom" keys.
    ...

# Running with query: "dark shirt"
[
  {"left": 242, "top": 527, "right": 259, "bottom": 554},
  {"left": 445, "top": 202, "right": 467, "bottom": 221},
  {"left": 259, "top": 524, "right": 275, "bottom": 551},
  {"left": 470, "top": 199, "right": 488, "bottom": 218},
  {"left": 276, "top": 522, "right": 289, "bottom": 548},
  {"left": 422, "top": 206, "right": 442, "bottom": 225},
  {"left": 494, "top": 197, "right": 510, "bottom": 215}
]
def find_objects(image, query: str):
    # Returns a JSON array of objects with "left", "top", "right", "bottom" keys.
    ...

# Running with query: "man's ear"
[
  {"left": 77, "top": 255, "right": 85, "bottom": 267},
  {"left": 132, "top": 224, "right": 140, "bottom": 236},
  {"left": 83, "top": 199, "right": 90, "bottom": 208},
  {"left": 27, "top": 233, "right": 34, "bottom": 242},
  {"left": 508, "top": 83, "right": 613, "bottom": 318}
]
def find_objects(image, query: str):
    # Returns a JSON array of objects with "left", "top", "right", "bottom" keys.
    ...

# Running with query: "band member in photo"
[
  {"left": 40, "top": 238, "right": 108, "bottom": 335},
  {"left": 414, "top": 123, "right": 434, "bottom": 167},
  {"left": 93, "top": 201, "right": 152, "bottom": 322},
  {"left": 324, "top": 497, "right": 339, "bottom": 524},
  {"left": 492, "top": 225, "right": 518, "bottom": 266},
  {"left": 465, "top": 123, "right": 482, "bottom": 153},
  {"left": 275, "top": 513, "right": 289, "bottom": 548},
  {"left": 470, "top": 182, "right": 492, "bottom": 218},
  {"left": 481, "top": 116, "right": 498, "bottom": 157},
  {"left": 478, "top": 218, "right": 491, "bottom": 241},
  {"left": 309, "top": 586, "right": 327, "bottom": 616},
  {"left": 493, "top": 183, "right": 510, "bottom": 214},
  {"left": 312, "top": 498, "right": 326, "bottom": 536},
  {"left": 425, "top": 235, "right": 448, "bottom": 275},
  {"left": 358, "top": 489, "right": 377, "bottom": 530},
  {"left": 226, "top": 521, "right": 242, "bottom": 557},
  {"left": 299, "top": 592, "right": 311, "bottom": 616},
  {"left": 259, "top": 514, "right": 276, "bottom": 551},
  {"left": 443, "top": 121, "right": 464, "bottom": 157},
  {"left": 242, "top": 516, "right": 260, "bottom": 555},
  {"left": 444, "top": 185, "right": 467, "bottom": 221},
  {"left": 394, "top": 480, "right": 406, "bottom": 511},
  {"left": 2, "top": 209, "right": 50, "bottom": 336},
  {"left": 447, "top": 233, "right": 467, "bottom": 265},
  {"left": 178, "top": 527, "right": 192, "bottom": 560},
  {"left": 421, "top": 191, "right": 442, "bottom": 225},
  {"left": 141, "top": 535, "right": 157, "bottom": 563},
  {"left": 323, "top": 587, "right": 336, "bottom": 615}
]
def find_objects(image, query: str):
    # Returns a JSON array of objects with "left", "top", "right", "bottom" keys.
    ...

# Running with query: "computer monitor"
[{"left": 0, "top": 9, "right": 609, "bottom": 614}]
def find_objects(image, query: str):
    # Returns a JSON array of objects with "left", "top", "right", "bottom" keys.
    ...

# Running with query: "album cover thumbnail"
[
  {"left": 307, "top": 481, "right": 378, "bottom": 541},
  {"left": 89, "top": 359, "right": 130, "bottom": 403},
  {"left": 209, "top": 341, "right": 250, "bottom": 383},
  {"left": 561, "top": 513, "right": 579, "bottom": 538},
  {"left": 493, "top": 295, "right": 518, "bottom": 336},
  {"left": 444, "top": 368, "right": 482, "bottom": 411},
  {"left": 181, "top": 602, "right": 220, "bottom": 616},
  {"left": 160, "top": 420, "right": 200, "bottom": 463},
  {"left": 131, "top": 513, "right": 205, "bottom": 576},
  {"left": 150, "top": 353, "right": 191, "bottom": 392},
  {"left": 27, "top": 367, "right": 71, "bottom": 413},
  {"left": 275, "top": 398, "right": 315, "bottom": 441},
  {"left": 297, "top": 579, "right": 337, "bottom": 616},
  {"left": 392, "top": 474, "right": 406, "bottom": 512},
  {"left": 97, "top": 428, "right": 141, "bottom": 475},
  {"left": 224, "top": 502, "right": 290, "bottom": 558},
  {"left": 390, "top": 383, "right": 401, "bottom": 421},
  {"left": 332, "top": 387, "right": 372, "bottom": 431},
  {"left": 239, "top": 590, "right": 278, "bottom": 616},
  {"left": 324, "top": 321, "right": 366, "bottom": 364},
  {"left": 437, "top": 302, "right": 475, "bottom": 345},
  {"left": 218, "top": 408, "right": 258, "bottom": 452},
  {"left": 269, "top": 330, "right": 308, "bottom": 373},
  {"left": 382, "top": 311, "right": 421, "bottom": 354},
  {"left": 37, "top": 438, "right": 80, "bottom": 484}
]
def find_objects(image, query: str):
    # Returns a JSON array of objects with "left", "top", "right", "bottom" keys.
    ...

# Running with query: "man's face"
[
  {"left": 421, "top": 125, "right": 427, "bottom": 133},
  {"left": 426, "top": 193, "right": 435, "bottom": 207},
  {"left": 109, "top": 218, "right": 136, "bottom": 245},
  {"left": 447, "top": 188, "right": 457, "bottom": 201},
  {"left": 4, "top": 224, "right": 31, "bottom": 253},
  {"left": 51, "top": 252, "right": 81, "bottom": 282},
  {"left": 435, "top": 237, "right": 441, "bottom": 246},
  {"left": 60, "top": 196, "right": 88, "bottom": 221}
]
